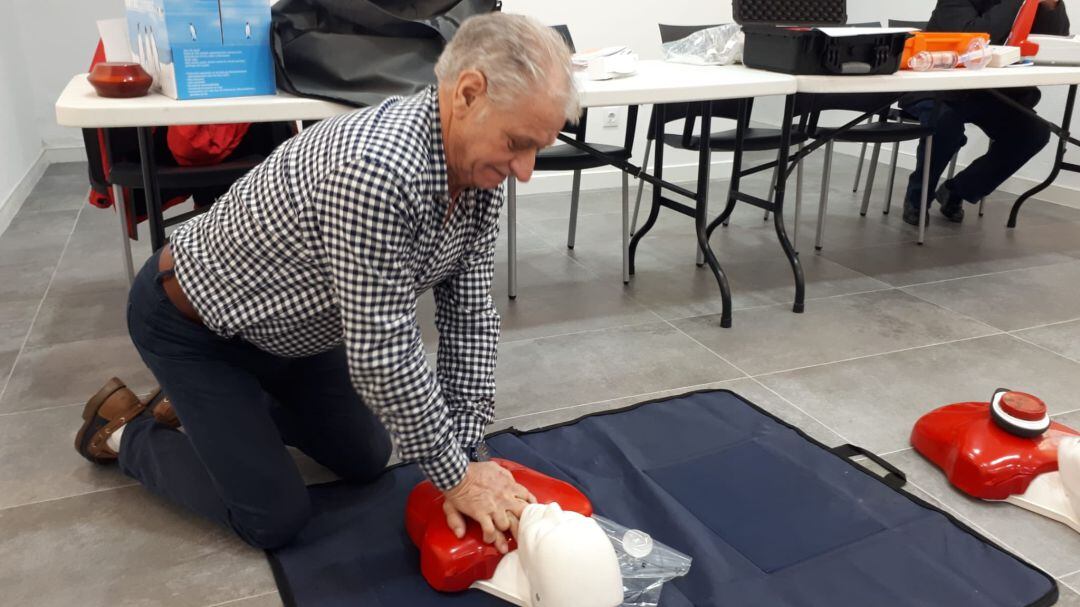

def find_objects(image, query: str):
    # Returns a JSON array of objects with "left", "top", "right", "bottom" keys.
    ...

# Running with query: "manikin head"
[{"left": 475, "top": 502, "right": 623, "bottom": 607}]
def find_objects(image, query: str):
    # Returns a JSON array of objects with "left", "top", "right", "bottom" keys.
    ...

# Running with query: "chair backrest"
[
  {"left": 551, "top": 24, "right": 575, "bottom": 53},
  {"left": 889, "top": 19, "right": 929, "bottom": 29},
  {"left": 657, "top": 23, "right": 722, "bottom": 44},
  {"left": 733, "top": 0, "right": 847, "bottom": 26},
  {"left": 551, "top": 25, "right": 637, "bottom": 151}
]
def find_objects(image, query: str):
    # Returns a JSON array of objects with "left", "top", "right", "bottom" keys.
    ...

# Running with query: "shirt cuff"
[{"left": 420, "top": 436, "right": 470, "bottom": 491}]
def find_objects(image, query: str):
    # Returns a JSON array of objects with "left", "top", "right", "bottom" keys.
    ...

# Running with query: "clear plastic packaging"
[
  {"left": 592, "top": 515, "right": 693, "bottom": 607},
  {"left": 662, "top": 24, "right": 744, "bottom": 66},
  {"left": 908, "top": 37, "right": 992, "bottom": 71}
]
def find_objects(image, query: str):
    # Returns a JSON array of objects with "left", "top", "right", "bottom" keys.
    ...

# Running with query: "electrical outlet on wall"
[{"left": 602, "top": 107, "right": 621, "bottom": 128}]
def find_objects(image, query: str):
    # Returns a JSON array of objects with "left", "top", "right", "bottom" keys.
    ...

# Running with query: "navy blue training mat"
[{"left": 267, "top": 389, "right": 1059, "bottom": 606}]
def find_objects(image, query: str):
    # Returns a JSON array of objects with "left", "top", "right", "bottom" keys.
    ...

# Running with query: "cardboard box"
[{"left": 125, "top": 0, "right": 276, "bottom": 100}]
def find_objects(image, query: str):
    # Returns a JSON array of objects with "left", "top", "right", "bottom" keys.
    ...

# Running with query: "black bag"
[{"left": 271, "top": 0, "right": 499, "bottom": 108}]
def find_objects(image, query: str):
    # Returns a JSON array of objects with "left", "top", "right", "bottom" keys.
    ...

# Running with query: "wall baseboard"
[
  {"left": 44, "top": 145, "right": 88, "bottom": 165},
  {"left": 0, "top": 149, "right": 49, "bottom": 239}
]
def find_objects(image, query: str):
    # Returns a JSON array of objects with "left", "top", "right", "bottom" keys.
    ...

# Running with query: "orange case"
[{"left": 900, "top": 32, "right": 991, "bottom": 68}]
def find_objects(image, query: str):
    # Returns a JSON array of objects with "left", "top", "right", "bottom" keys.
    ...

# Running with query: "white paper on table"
[
  {"left": 815, "top": 27, "right": 917, "bottom": 37},
  {"left": 97, "top": 18, "right": 133, "bottom": 62}
]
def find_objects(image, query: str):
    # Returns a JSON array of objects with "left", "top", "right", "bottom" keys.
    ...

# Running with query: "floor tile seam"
[
  {"left": 659, "top": 318, "right": 752, "bottom": 381},
  {"left": 749, "top": 333, "right": 1004, "bottom": 380},
  {"left": 890, "top": 288, "right": 1010, "bottom": 335},
  {"left": 0, "top": 400, "right": 84, "bottom": 418},
  {"left": 1008, "top": 332, "right": 1080, "bottom": 368},
  {"left": 660, "top": 285, "right": 900, "bottom": 323},
  {"left": 0, "top": 205, "right": 85, "bottom": 405},
  {"left": 1008, "top": 316, "right": 1080, "bottom": 334},
  {"left": 658, "top": 318, "right": 863, "bottom": 446},
  {"left": 0, "top": 482, "right": 139, "bottom": 514},
  {"left": 203, "top": 590, "right": 280, "bottom": 607},
  {"left": 496, "top": 318, "right": 666, "bottom": 348},
  {"left": 492, "top": 380, "right": 738, "bottom": 426},
  {"left": 898, "top": 257, "right": 1080, "bottom": 291}
]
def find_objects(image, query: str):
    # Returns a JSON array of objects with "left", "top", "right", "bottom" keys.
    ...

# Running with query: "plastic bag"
[
  {"left": 662, "top": 25, "right": 744, "bottom": 66},
  {"left": 592, "top": 515, "right": 692, "bottom": 607}
]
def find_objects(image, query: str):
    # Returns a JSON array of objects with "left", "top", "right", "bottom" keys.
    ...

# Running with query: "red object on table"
[
  {"left": 911, "top": 396, "right": 1079, "bottom": 500},
  {"left": 87, "top": 62, "right": 153, "bottom": 98},
  {"left": 405, "top": 458, "right": 593, "bottom": 592},
  {"left": 1007, "top": 0, "right": 1043, "bottom": 57}
]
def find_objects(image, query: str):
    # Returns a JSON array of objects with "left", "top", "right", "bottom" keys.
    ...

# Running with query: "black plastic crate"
[{"left": 743, "top": 25, "right": 911, "bottom": 75}]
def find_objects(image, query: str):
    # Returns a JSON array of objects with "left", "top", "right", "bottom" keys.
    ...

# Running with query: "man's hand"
[{"left": 442, "top": 461, "right": 537, "bottom": 554}]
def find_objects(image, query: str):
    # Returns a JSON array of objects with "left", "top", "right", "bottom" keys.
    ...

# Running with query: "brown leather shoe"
[
  {"left": 75, "top": 378, "right": 147, "bottom": 464},
  {"left": 145, "top": 388, "right": 180, "bottom": 428}
]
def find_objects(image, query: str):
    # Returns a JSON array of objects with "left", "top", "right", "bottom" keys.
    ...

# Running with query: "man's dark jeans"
[
  {"left": 903, "top": 90, "right": 1051, "bottom": 210},
  {"left": 122, "top": 248, "right": 392, "bottom": 549}
]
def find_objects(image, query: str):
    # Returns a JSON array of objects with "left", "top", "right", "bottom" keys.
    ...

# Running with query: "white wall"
[
  {"left": 0, "top": 8, "right": 48, "bottom": 234},
  {"left": 13, "top": 0, "right": 126, "bottom": 151},
  {"left": 503, "top": 0, "right": 751, "bottom": 195},
  {"left": 11, "top": 0, "right": 1080, "bottom": 204}
]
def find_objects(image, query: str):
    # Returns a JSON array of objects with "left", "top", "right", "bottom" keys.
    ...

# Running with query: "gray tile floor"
[{"left": 3, "top": 159, "right": 1080, "bottom": 605}]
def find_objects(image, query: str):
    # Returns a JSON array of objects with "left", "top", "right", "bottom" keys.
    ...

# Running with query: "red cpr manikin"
[
  {"left": 912, "top": 389, "right": 1080, "bottom": 532},
  {"left": 405, "top": 459, "right": 593, "bottom": 592}
]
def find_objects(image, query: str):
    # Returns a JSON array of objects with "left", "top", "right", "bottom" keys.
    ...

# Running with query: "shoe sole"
[{"left": 74, "top": 377, "right": 126, "bottom": 464}]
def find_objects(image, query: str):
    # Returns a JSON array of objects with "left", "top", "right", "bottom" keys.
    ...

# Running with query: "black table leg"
[
  {"left": 629, "top": 104, "right": 666, "bottom": 276},
  {"left": 1008, "top": 84, "right": 1077, "bottom": 228},
  {"left": 771, "top": 95, "right": 805, "bottom": 313},
  {"left": 692, "top": 101, "right": 733, "bottom": 328},
  {"left": 136, "top": 126, "right": 166, "bottom": 251},
  {"left": 707, "top": 98, "right": 750, "bottom": 238}
]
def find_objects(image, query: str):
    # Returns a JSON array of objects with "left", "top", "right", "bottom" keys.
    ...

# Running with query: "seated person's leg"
[
  {"left": 263, "top": 346, "right": 393, "bottom": 483},
  {"left": 119, "top": 256, "right": 312, "bottom": 550},
  {"left": 944, "top": 89, "right": 1052, "bottom": 207},
  {"left": 901, "top": 99, "right": 968, "bottom": 224}
]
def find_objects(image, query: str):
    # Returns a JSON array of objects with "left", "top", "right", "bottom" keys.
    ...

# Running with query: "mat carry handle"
[{"left": 830, "top": 443, "right": 907, "bottom": 490}]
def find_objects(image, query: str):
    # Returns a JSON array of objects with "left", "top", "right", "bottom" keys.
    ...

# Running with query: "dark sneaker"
[
  {"left": 936, "top": 183, "right": 965, "bottom": 223},
  {"left": 75, "top": 378, "right": 147, "bottom": 464},
  {"left": 902, "top": 202, "right": 929, "bottom": 226}
]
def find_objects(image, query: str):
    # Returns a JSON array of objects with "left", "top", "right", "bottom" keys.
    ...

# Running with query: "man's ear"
[{"left": 452, "top": 69, "right": 488, "bottom": 119}]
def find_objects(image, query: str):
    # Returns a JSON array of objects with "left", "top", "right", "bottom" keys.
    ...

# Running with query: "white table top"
[
  {"left": 55, "top": 74, "right": 352, "bottom": 128},
  {"left": 796, "top": 65, "right": 1080, "bottom": 94},
  {"left": 574, "top": 61, "right": 796, "bottom": 107},
  {"left": 57, "top": 63, "right": 796, "bottom": 128},
  {"left": 56, "top": 63, "right": 1080, "bottom": 129}
]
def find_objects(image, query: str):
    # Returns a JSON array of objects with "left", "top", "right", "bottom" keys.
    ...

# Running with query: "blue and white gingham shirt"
[{"left": 169, "top": 88, "right": 502, "bottom": 490}]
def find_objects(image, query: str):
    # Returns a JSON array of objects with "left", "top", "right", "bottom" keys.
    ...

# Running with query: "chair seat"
[
  {"left": 661, "top": 127, "right": 810, "bottom": 153},
  {"left": 534, "top": 142, "right": 631, "bottom": 172},
  {"left": 108, "top": 155, "right": 265, "bottom": 189},
  {"left": 812, "top": 121, "right": 931, "bottom": 144}
]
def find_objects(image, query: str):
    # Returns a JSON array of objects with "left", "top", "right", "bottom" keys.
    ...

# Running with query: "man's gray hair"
[{"left": 435, "top": 13, "right": 580, "bottom": 121}]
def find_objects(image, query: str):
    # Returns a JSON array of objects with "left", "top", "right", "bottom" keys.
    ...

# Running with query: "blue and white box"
[{"left": 125, "top": 0, "right": 276, "bottom": 100}]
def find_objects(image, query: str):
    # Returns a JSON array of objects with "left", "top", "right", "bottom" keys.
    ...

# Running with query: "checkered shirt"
[{"left": 169, "top": 88, "right": 502, "bottom": 490}]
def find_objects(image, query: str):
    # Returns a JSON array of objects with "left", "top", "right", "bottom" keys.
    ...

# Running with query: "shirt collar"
[
  {"left": 428, "top": 87, "right": 453, "bottom": 204},
  {"left": 428, "top": 86, "right": 487, "bottom": 211}
]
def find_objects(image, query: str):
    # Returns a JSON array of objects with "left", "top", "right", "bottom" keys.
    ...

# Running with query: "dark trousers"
[
  {"left": 122, "top": 248, "right": 392, "bottom": 549},
  {"left": 903, "top": 90, "right": 1051, "bottom": 208}
]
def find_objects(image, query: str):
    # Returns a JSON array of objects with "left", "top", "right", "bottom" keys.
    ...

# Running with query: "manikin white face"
[
  {"left": 1060, "top": 437, "right": 1080, "bottom": 518},
  {"left": 472, "top": 502, "right": 623, "bottom": 607},
  {"left": 513, "top": 503, "right": 623, "bottom": 607}
]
